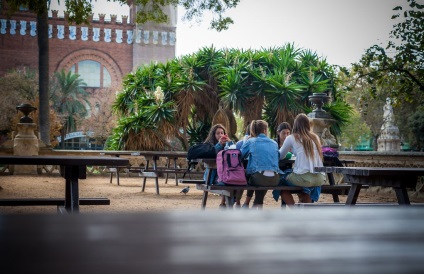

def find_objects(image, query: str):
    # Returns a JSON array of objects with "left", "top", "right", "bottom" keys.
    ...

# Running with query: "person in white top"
[{"left": 279, "top": 113, "right": 326, "bottom": 205}]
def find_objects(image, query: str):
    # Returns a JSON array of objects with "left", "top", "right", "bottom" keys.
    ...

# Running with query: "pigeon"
[{"left": 180, "top": 186, "right": 190, "bottom": 195}]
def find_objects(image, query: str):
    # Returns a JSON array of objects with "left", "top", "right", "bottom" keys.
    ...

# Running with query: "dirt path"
[{"left": 0, "top": 174, "right": 422, "bottom": 214}]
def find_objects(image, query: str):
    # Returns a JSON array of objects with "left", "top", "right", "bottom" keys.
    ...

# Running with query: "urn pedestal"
[{"left": 13, "top": 123, "right": 40, "bottom": 174}]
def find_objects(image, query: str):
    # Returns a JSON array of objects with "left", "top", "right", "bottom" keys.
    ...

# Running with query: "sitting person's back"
[
  {"left": 240, "top": 120, "right": 283, "bottom": 208},
  {"left": 279, "top": 113, "right": 326, "bottom": 205}
]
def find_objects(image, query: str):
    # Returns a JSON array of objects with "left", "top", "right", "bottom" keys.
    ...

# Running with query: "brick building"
[{"left": 0, "top": 2, "right": 177, "bottom": 149}]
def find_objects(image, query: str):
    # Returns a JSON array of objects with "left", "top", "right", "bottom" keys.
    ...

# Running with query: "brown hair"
[
  {"left": 204, "top": 124, "right": 227, "bottom": 145},
  {"left": 292, "top": 114, "right": 323, "bottom": 160},
  {"left": 276, "top": 122, "right": 292, "bottom": 147},
  {"left": 250, "top": 120, "right": 268, "bottom": 137}
]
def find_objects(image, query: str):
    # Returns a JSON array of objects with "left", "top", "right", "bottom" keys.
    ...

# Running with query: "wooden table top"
[
  {"left": 0, "top": 155, "right": 129, "bottom": 166},
  {"left": 1, "top": 208, "right": 423, "bottom": 274},
  {"left": 315, "top": 166, "right": 424, "bottom": 176},
  {"left": 101, "top": 151, "right": 188, "bottom": 158}
]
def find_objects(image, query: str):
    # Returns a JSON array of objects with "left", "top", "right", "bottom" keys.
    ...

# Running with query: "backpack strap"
[
  {"left": 226, "top": 151, "right": 242, "bottom": 168},
  {"left": 182, "top": 160, "right": 198, "bottom": 178}
]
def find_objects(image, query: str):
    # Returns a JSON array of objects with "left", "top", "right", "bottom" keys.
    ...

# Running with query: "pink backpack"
[{"left": 216, "top": 149, "right": 247, "bottom": 185}]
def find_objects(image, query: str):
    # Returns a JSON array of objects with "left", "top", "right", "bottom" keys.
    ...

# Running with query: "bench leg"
[
  {"left": 110, "top": 172, "right": 113, "bottom": 184},
  {"left": 153, "top": 159, "right": 159, "bottom": 195},
  {"left": 332, "top": 193, "right": 340, "bottom": 203},
  {"left": 327, "top": 173, "right": 340, "bottom": 203},
  {"left": 64, "top": 165, "right": 80, "bottom": 213},
  {"left": 142, "top": 160, "right": 149, "bottom": 192},
  {"left": 393, "top": 187, "right": 411, "bottom": 205},
  {"left": 173, "top": 158, "right": 178, "bottom": 186},
  {"left": 201, "top": 191, "right": 208, "bottom": 210},
  {"left": 164, "top": 158, "right": 170, "bottom": 184},
  {"left": 345, "top": 184, "right": 362, "bottom": 205},
  {"left": 57, "top": 206, "right": 68, "bottom": 215},
  {"left": 116, "top": 168, "right": 120, "bottom": 186},
  {"left": 224, "top": 195, "right": 235, "bottom": 209}
]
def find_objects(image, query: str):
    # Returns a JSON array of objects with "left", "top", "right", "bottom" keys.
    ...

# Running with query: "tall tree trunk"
[{"left": 37, "top": 2, "right": 50, "bottom": 146}]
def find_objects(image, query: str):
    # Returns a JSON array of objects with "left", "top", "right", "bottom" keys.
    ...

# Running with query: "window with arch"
[{"left": 70, "top": 60, "right": 111, "bottom": 88}]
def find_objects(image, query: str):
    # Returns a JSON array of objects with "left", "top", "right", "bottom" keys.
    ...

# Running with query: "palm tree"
[
  {"left": 109, "top": 44, "right": 351, "bottom": 151},
  {"left": 50, "top": 70, "right": 90, "bottom": 149}
]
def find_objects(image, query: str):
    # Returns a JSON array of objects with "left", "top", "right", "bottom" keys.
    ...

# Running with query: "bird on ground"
[{"left": 180, "top": 186, "right": 190, "bottom": 194}]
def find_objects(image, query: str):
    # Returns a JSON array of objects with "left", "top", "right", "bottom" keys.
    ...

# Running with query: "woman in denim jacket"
[{"left": 240, "top": 120, "right": 283, "bottom": 209}]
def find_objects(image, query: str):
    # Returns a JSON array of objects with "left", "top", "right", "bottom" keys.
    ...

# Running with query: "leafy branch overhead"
[
  {"left": 347, "top": 0, "right": 423, "bottom": 104},
  {"left": 133, "top": 0, "right": 240, "bottom": 31}
]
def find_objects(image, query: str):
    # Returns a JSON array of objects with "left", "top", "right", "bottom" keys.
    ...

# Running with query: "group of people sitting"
[{"left": 203, "top": 113, "right": 327, "bottom": 209}]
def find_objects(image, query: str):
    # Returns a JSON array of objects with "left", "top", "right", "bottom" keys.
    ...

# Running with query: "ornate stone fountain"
[{"left": 307, "top": 93, "right": 339, "bottom": 149}]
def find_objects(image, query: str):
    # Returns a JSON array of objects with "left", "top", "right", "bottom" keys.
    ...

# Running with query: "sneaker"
[
  {"left": 219, "top": 204, "right": 227, "bottom": 209},
  {"left": 235, "top": 204, "right": 241, "bottom": 209},
  {"left": 242, "top": 204, "right": 249, "bottom": 209}
]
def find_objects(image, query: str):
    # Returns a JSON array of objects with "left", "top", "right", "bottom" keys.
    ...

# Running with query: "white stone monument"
[{"left": 377, "top": 98, "right": 401, "bottom": 151}]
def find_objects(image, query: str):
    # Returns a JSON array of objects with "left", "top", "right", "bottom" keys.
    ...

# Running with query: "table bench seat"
[
  {"left": 0, "top": 198, "right": 110, "bottom": 214},
  {"left": 188, "top": 182, "right": 362, "bottom": 209},
  {"left": 179, "top": 179, "right": 354, "bottom": 194},
  {"left": 0, "top": 198, "right": 110, "bottom": 206}
]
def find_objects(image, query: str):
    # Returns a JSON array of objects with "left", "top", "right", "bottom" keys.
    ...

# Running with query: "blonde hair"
[
  {"left": 250, "top": 120, "right": 268, "bottom": 137},
  {"left": 204, "top": 124, "right": 227, "bottom": 145},
  {"left": 292, "top": 114, "right": 323, "bottom": 160}
]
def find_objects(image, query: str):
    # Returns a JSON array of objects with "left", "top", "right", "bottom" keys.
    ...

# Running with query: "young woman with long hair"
[
  {"left": 279, "top": 113, "right": 326, "bottom": 205},
  {"left": 204, "top": 123, "right": 233, "bottom": 208}
]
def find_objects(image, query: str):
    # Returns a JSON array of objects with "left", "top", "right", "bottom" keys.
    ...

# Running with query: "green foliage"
[
  {"left": 0, "top": 68, "right": 38, "bottom": 135},
  {"left": 340, "top": 0, "right": 423, "bottom": 148},
  {"left": 324, "top": 100, "right": 353, "bottom": 138},
  {"left": 339, "top": 110, "right": 372, "bottom": 150},
  {"left": 50, "top": 70, "right": 90, "bottom": 133},
  {"left": 131, "top": 0, "right": 240, "bottom": 31},
  {"left": 111, "top": 45, "right": 351, "bottom": 150},
  {"left": 407, "top": 108, "right": 424, "bottom": 150},
  {"left": 186, "top": 120, "right": 211, "bottom": 145},
  {"left": 347, "top": 0, "right": 423, "bottom": 105}
]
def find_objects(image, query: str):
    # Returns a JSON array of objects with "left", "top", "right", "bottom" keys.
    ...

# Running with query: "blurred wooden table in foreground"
[{"left": 1, "top": 208, "right": 424, "bottom": 274}]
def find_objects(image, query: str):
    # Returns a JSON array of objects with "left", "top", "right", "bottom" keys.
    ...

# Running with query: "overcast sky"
[{"left": 51, "top": 0, "right": 406, "bottom": 67}]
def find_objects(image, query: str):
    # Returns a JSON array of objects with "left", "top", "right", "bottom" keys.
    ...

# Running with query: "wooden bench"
[
  {"left": 0, "top": 198, "right": 110, "bottom": 214},
  {"left": 103, "top": 151, "right": 198, "bottom": 194},
  {"left": 0, "top": 155, "right": 128, "bottom": 213},
  {"left": 178, "top": 180, "right": 355, "bottom": 209}
]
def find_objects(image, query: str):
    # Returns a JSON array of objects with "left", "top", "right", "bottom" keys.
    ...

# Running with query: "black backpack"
[
  {"left": 187, "top": 143, "right": 217, "bottom": 161},
  {"left": 183, "top": 143, "right": 217, "bottom": 178}
]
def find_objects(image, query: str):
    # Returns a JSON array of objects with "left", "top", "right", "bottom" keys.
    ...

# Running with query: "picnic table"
[
  {"left": 1, "top": 208, "right": 424, "bottom": 273},
  {"left": 0, "top": 155, "right": 129, "bottom": 213},
  {"left": 314, "top": 166, "right": 424, "bottom": 205},
  {"left": 183, "top": 157, "right": 354, "bottom": 209},
  {"left": 101, "top": 151, "right": 199, "bottom": 194}
]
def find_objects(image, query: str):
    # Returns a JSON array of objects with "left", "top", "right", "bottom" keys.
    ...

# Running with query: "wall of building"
[{"left": 0, "top": 3, "right": 176, "bottom": 84}]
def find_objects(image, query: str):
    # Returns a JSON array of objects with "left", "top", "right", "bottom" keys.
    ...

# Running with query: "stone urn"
[{"left": 16, "top": 103, "right": 37, "bottom": 123}]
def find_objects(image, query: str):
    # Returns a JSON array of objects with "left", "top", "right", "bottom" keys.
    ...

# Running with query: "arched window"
[{"left": 70, "top": 60, "right": 111, "bottom": 88}]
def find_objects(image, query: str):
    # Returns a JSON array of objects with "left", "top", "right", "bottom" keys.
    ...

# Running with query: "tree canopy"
[
  {"left": 347, "top": 0, "right": 423, "bottom": 105},
  {"left": 108, "top": 45, "right": 351, "bottom": 151}
]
